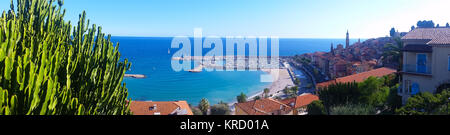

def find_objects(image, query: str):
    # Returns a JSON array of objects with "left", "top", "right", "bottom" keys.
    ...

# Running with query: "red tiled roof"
[
  {"left": 235, "top": 98, "right": 292, "bottom": 115},
  {"left": 130, "top": 101, "right": 193, "bottom": 115},
  {"left": 316, "top": 80, "right": 338, "bottom": 89},
  {"left": 316, "top": 67, "right": 397, "bottom": 88},
  {"left": 402, "top": 28, "right": 450, "bottom": 45},
  {"left": 280, "top": 94, "right": 319, "bottom": 108}
]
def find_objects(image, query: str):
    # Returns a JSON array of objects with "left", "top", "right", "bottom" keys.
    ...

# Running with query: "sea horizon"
[{"left": 110, "top": 35, "right": 367, "bottom": 40}]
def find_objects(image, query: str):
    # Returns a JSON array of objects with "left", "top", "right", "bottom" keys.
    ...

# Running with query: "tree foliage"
[
  {"left": 330, "top": 104, "right": 376, "bottom": 115},
  {"left": 210, "top": 103, "right": 230, "bottom": 115},
  {"left": 236, "top": 92, "right": 247, "bottom": 103},
  {"left": 0, "top": 0, "right": 131, "bottom": 115},
  {"left": 253, "top": 96, "right": 261, "bottom": 101},
  {"left": 191, "top": 107, "right": 203, "bottom": 115},
  {"left": 318, "top": 82, "right": 360, "bottom": 107},
  {"left": 389, "top": 28, "right": 396, "bottom": 37},
  {"left": 307, "top": 100, "right": 326, "bottom": 115},
  {"left": 416, "top": 20, "right": 435, "bottom": 28},
  {"left": 358, "top": 77, "right": 390, "bottom": 106},
  {"left": 294, "top": 78, "right": 301, "bottom": 86},
  {"left": 318, "top": 74, "right": 400, "bottom": 115},
  {"left": 283, "top": 86, "right": 299, "bottom": 99},
  {"left": 198, "top": 98, "right": 209, "bottom": 115},
  {"left": 263, "top": 88, "right": 270, "bottom": 98},
  {"left": 396, "top": 90, "right": 449, "bottom": 115}
]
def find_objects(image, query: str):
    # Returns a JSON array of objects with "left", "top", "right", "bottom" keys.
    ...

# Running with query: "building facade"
[{"left": 399, "top": 28, "right": 450, "bottom": 103}]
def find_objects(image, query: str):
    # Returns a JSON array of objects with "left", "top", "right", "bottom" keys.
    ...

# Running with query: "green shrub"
[
  {"left": 210, "top": 104, "right": 230, "bottom": 115},
  {"left": 307, "top": 100, "right": 326, "bottom": 115},
  {"left": 396, "top": 89, "right": 450, "bottom": 115},
  {"left": 330, "top": 104, "right": 376, "bottom": 115},
  {"left": 191, "top": 107, "right": 203, "bottom": 115},
  {"left": 198, "top": 98, "right": 210, "bottom": 115},
  {"left": 0, "top": 0, "right": 131, "bottom": 115}
]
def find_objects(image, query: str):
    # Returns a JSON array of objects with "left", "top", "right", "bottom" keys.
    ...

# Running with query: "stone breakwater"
[{"left": 124, "top": 74, "right": 146, "bottom": 79}]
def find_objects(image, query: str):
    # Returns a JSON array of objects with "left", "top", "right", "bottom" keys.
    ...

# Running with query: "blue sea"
[{"left": 112, "top": 37, "right": 359, "bottom": 104}]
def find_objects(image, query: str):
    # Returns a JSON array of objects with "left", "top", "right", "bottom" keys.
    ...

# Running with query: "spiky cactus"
[{"left": 0, "top": 0, "right": 132, "bottom": 115}]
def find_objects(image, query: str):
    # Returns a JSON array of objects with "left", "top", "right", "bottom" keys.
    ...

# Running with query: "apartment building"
[{"left": 399, "top": 28, "right": 450, "bottom": 103}]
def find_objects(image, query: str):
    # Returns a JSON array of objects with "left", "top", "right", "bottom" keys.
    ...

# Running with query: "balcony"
[{"left": 402, "top": 64, "right": 432, "bottom": 76}]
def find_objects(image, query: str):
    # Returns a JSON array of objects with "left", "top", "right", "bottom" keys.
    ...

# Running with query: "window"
[
  {"left": 417, "top": 54, "right": 427, "bottom": 73},
  {"left": 405, "top": 80, "right": 412, "bottom": 94},
  {"left": 448, "top": 56, "right": 450, "bottom": 71},
  {"left": 411, "top": 83, "right": 420, "bottom": 95}
]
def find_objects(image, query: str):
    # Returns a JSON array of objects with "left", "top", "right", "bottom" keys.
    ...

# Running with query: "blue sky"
[{"left": 1, "top": 0, "right": 449, "bottom": 38}]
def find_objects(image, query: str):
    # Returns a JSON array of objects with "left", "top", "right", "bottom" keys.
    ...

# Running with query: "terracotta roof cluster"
[
  {"left": 316, "top": 67, "right": 397, "bottom": 88},
  {"left": 130, "top": 101, "right": 193, "bottom": 115},
  {"left": 402, "top": 28, "right": 450, "bottom": 45},
  {"left": 235, "top": 98, "right": 292, "bottom": 115},
  {"left": 280, "top": 93, "right": 320, "bottom": 108},
  {"left": 235, "top": 94, "right": 319, "bottom": 115}
]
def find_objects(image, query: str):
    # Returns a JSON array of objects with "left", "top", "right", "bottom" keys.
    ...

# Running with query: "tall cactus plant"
[{"left": 0, "top": 0, "right": 132, "bottom": 115}]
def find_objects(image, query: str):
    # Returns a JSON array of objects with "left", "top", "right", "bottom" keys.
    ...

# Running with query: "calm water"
[{"left": 112, "top": 37, "right": 359, "bottom": 104}]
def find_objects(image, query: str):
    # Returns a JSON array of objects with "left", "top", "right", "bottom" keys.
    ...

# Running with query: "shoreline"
[{"left": 228, "top": 67, "right": 296, "bottom": 106}]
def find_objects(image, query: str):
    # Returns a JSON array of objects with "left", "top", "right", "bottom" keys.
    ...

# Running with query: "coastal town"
[
  {"left": 129, "top": 21, "right": 450, "bottom": 115},
  {"left": 3, "top": 1, "right": 450, "bottom": 134}
]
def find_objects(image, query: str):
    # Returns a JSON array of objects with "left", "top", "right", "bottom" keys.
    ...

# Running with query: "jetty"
[
  {"left": 124, "top": 74, "right": 147, "bottom": 79},
  {"left": 173, "top": 56, "right": 282, "bottom": 71},
  {"left": 172, "top": 56, "right": 278, "bottom": 61}
]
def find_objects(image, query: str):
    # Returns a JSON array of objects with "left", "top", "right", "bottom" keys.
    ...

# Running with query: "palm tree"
[
  {"left": 382, "top": 37, "right": 403, "bottom": 70},
  {"left": 237, "top": 92, "right": 248, "bottom": 103},
  {"left": 253, "top": 96, "right": 261, "bottom": 101},
  {"left": 264, "top": 88, "right": 270, "bottom": 98},
  {"left": 284, "top": 86, "right": 299, "bottom": 98},
  {"left": 199, "top": 98, "right": 210, "bottom": 115}
]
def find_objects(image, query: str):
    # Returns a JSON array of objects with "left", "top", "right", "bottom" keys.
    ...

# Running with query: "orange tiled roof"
[
  {"left": 316, "top": 80, "right": 338, "bottom": 89},
  {"left": 316, "top": 67, "right": 397, "bottom": 88},
  {"left": 130, "top": 101, "right": 193, "bottom": 115},
  {"left": 235, "top": 98, "right": 292, "bottom": 115},
  {"left": 280, "top": 94, "right": 319, "bottom": 108}
]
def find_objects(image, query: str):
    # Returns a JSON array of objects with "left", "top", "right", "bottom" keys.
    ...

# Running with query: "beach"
[
  {"left": 229, "top": 67, "right": 295, "bottom": 115},
  {"left": 229, "top": 67, "right": 295, "bottom": 106},
  {"left": 249, "top": 68, "right": 295, "bottom": 99}
]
